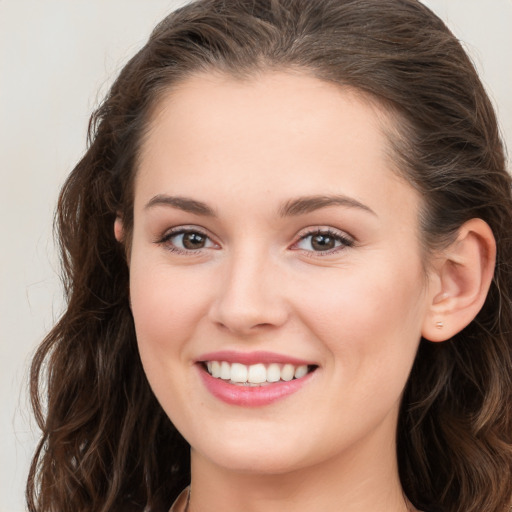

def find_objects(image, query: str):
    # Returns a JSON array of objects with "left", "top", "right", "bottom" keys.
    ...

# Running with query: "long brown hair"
[{"left": 27, "top": 1, "right": 512, "bottom": 511}]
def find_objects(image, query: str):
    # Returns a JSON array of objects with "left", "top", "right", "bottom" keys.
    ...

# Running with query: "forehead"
[
  {"left": 140, "top": 70, "right": 393, "bottom": 160},
  {"left": 135, "top": 71, "right": 418, "bottom": 225},
  {"left": 143, "top": 70, "right": 392, "bottom": 147}
]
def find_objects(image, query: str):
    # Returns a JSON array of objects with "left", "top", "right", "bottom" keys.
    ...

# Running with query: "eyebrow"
[
  {"left": 145, "top": 194, "right": 217, "bottom": 216},
  {"left": 279, "top": 195, "right": 376, "bottom": 217},
  {"left": 144, "top": 193, "right": 376, "bottom": 218}
]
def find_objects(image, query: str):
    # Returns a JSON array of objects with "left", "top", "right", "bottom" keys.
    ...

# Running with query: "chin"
[{"left": 191, "top": 433, "right": 315, "bottom": 475}]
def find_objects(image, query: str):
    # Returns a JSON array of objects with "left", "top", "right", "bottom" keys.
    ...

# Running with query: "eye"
[
  {"left": 293, "top": 229, "right": 354, "bottom": 253},
  {"left": 157, "top": 228, "right": 218, "bottom": 254}
]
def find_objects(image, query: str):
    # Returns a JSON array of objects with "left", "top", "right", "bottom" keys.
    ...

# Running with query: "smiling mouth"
[{"left": 202, "top": 361, "right": 317, "bottom": 386}]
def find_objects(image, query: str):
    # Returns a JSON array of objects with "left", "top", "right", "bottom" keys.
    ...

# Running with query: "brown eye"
[
  {"left": 294, "top": 229, "right": 354, "bottom": 253},
  {"left": 161, "top": 229, "right": 217, "bottom": 253},
  {"left": 310, "top": 233, "right": 336, "bottom": 251},
  {"left": 182, "top": 232, "right": 207, "bottom": 249}
]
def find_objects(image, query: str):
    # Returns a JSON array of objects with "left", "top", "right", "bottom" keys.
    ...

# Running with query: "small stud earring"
[{"left": 435, "top": 321, "right": 444, "bottom": 329}]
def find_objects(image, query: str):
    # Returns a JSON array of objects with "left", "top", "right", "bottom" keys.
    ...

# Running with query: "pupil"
[
  {"left": 312, "top": 234, "right": 334, "bottom": 251},
  {"left": 183, "top": 232, "right": 205, "bottom": 249}
]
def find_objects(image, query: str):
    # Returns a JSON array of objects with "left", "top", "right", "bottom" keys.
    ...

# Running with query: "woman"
[{"left": 27, "top": 1, "right": 512, "bottom": 511}]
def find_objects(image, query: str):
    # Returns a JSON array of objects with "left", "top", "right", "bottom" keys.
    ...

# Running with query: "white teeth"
[
  {"left": 267, "top": 363, "right": 281, "bottom": 383},
  {"left": 248, "top": 363, "right": 267, "bottom": 384},
  {"left": 211, "top": 361, "right": 221, "bottom": 378},
  {"left": 294, "top": 365, "right": 308, "bottom": 379},
  {"left": 220, "top": 361, "right": 231, "bottom": 380},
  {"left": 281, "top": 364, "right": 295, "bottom": 381},
  {"left": 205, "top": 361, "right": 312, "bottom": 384},
  {"left": 230, "top": 363, "right": 248, "bottom": 383}
]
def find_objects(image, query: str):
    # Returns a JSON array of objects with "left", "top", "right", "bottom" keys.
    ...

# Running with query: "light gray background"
[{"left": 1, "top": 1, "right": 510, "bottom": 511}]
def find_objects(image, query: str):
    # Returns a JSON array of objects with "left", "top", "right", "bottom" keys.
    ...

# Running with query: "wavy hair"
[{"left": 27, "top": 1, "right": 512, "bottom": 511}]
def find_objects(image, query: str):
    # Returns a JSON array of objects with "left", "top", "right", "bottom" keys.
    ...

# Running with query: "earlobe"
[
  {"left": 114, "top": 215, "right": 132, "bottom": 266},
  {"left": 114, "top": 216, "right": 124, "bottom": 242},
  {"left": 422, "top": 218, "right": 496, "bottom": 342}
]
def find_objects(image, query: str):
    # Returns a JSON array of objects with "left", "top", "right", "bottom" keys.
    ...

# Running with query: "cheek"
[
  {"left": 129, "top": 257, "right": 210, "bottom": 360},
  {"left": 128, "top": 257, "right": 213, "bottom": 425},
  {"left": 296, "top": 256, "right": 425, "bottom": 376}
]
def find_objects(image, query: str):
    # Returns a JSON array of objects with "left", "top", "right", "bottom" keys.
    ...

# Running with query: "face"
[{"left": 126, "top": 71, "right": 434, "bottom": 476}]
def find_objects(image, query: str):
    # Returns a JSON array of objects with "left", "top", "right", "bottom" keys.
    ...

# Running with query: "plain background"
[{"left": 1, "top": 1, "right": 510, "bottom": 511}]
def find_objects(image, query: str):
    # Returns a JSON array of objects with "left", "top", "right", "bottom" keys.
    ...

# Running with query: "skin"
[{"left": 121, "top": 71, "right": 441, "bottom": 512}]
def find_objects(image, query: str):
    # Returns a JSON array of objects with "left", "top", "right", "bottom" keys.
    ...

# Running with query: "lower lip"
[{"left": 197, "top": 365, "right": 314, "bottom": 407}]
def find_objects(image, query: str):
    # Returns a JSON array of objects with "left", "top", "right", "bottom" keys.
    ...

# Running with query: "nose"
[{"left": 208, "top": 248, "right": 289, "bottom": 336}]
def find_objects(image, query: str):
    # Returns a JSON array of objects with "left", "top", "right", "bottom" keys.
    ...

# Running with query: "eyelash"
[
  {"left": 156, "top": 227, "right": 216, "bottom": 255},
  {"left": 293, "top": 228, "right": 355, "bottom": 256},
  {"left": 155, "top": 227, "right": 355, "bottom": 256}
]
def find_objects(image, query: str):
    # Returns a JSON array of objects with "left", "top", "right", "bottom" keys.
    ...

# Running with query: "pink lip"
[
  {"left": 197, "top": 350, "right": 313, "bottom": 366},
  {"left": 197, "top": 365, "right": 315, "bottom": 407}
]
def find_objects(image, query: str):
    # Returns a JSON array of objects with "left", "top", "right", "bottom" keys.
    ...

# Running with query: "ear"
[
  {"left": 114, "top": 216, "right": 124, "bottom": 242},
  {"left": 422, "top": 218, "right": 496, "bottom": 342}
]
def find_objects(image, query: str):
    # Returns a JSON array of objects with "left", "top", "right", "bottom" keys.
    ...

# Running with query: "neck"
[{"left": 187, "top": 428, "right": 412, "bottom": 512}]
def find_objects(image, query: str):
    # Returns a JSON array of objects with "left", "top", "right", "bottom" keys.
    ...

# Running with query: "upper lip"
[{"left": 197, "top": 350, "right": 315, "bottom": 366}]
